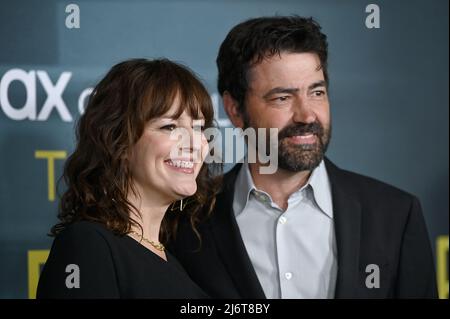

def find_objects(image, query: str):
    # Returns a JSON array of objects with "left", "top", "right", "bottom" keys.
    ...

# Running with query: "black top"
[{"left": 37, "top": 221, "right": 208, "bottom": 299}]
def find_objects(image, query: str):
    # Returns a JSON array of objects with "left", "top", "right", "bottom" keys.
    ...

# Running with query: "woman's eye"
[
  {"left": 161, "top": 124, "right": 176, "bottom": 131},
  {"left": 193, "top": 125, "right": 206, "bottom": 132}
]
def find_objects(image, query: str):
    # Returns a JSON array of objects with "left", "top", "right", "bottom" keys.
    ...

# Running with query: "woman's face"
[{"left": 128, "top": 98, "right": 209, "bottom": 203}]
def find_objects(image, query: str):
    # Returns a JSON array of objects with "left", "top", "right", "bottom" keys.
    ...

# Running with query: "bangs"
[{"left": 140, "top": 60, "right": 214, "bottom": 126}]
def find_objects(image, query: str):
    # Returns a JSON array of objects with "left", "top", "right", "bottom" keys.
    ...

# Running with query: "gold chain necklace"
[{"left": 129, "top": 231, "right": 165, "bottom": 252}]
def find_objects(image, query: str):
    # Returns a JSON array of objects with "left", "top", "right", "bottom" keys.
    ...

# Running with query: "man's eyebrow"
[
  {"left": 262, "top": 87, "right": 299, "bottom": 99},
  {"left": 308, "top": 80, "right": 327, "bottom": 90},
  {"left": 262, "top": 81, "right": 327, "bottom": 99}
]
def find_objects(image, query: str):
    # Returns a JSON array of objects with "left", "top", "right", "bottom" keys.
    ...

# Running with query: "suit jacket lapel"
[
  {"left": 325, "top": 158, "right": 362, "bottom": 298},
  {"left": 209, "top": 164, "right": 266, "bottom": 299}
]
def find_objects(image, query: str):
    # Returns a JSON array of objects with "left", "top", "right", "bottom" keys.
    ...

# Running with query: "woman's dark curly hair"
[{"left": 51, "top": 58, "right": 222, "bottom": 244}]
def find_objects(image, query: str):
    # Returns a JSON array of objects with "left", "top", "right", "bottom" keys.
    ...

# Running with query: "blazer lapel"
[
  {"left": 325, "top": 158, "right": 362, "bottom": 298},
  {"left": 209, "top": 164, "right": 266, "bottom": 299}
]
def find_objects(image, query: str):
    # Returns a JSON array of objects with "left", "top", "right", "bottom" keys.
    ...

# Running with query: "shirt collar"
[
  {"left": 232, "top": 158, "right": 256, "bottom": 217},
  {"left": 233, "top": 158, "right": 333, "bottom": 219},
  {"left": 308, "top": 160, "right": 334, "bottom": 219}
]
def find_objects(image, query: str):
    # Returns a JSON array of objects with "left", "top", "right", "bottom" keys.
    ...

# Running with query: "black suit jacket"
[{"left": 169, "top": 158, "right": 438, "bottom": 298}]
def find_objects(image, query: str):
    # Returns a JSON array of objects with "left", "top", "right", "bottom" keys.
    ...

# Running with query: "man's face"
[{"left": 244, "top": 52, "right": 331, "bottom": 172}]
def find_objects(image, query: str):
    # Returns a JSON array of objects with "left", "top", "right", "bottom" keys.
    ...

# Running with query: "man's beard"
[
  {"left": 243, "top": 112, "right": 331, "bottom": 172},
  {"left": 277, "top": 121, "right": 331, "bottom": 172}
]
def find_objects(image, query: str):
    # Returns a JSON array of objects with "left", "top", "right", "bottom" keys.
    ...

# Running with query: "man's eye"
[
  {"left": 272, "top": 96, "right": 290, "bottom": 102},
  {"left": 161, "top": 124, "right": 176, "bottom": 131},
  {"left": 312, "top": 90, "right": 326, "bottom": 97}
]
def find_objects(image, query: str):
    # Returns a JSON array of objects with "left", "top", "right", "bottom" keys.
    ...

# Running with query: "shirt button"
[
  {"left": 285, "top": 272, "right": 293, "bottom": 280},
  {"left": 279, "top": 216, "right": 287, "bottom": 224}
]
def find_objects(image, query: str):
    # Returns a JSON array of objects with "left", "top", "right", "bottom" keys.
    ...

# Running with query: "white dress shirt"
[{"left": 233, "top": 159, "right": 338, "bottom": 298}]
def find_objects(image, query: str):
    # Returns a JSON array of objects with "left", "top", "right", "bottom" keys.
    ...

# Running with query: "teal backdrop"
[{"left": 0, "top": 0, "right": 448, "bottom": 298}]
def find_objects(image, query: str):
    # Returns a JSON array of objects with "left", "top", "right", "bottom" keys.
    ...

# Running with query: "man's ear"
[{"left": 223, "top": 91, "right": 244, "bottom": 129}]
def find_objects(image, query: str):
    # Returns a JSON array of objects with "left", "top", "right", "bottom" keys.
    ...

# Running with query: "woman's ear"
[{"left": 222, "top": 91, "right": 244, "bottom": 129}]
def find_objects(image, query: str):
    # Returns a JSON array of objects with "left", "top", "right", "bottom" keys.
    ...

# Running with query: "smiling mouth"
[
  {"left": 164, "top": 159, "right": 195, "bottom": 174},
  {"left": 285, "top": 133, "right": 317, "bottom": 144}
]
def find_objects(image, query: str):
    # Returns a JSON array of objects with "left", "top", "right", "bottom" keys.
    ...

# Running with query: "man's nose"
[{"left": 292, "top": 98, "right": 317, "bottom": 124}]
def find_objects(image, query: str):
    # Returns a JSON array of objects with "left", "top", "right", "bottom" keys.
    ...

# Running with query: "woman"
[{"left": 37, "top": 58, "right": 221, "bottom": 298}]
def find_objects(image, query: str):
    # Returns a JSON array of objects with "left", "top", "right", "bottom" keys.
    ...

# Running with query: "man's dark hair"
[{"left": 217, "top": 15, "right": 328, "bottom": 113}]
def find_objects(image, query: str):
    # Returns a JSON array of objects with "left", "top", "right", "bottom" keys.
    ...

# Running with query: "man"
[{"left": 169, "top": 16, "right": 437, "bottom": 298}]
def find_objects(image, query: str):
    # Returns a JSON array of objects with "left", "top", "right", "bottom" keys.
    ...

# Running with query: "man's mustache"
[{"left": 278, "top": 122, "right": 324, "bottom": 140}]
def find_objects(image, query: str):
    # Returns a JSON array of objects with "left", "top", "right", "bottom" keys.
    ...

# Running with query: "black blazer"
[{"left": 169, "top": 158, "right": 438, "bottom": 298}]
